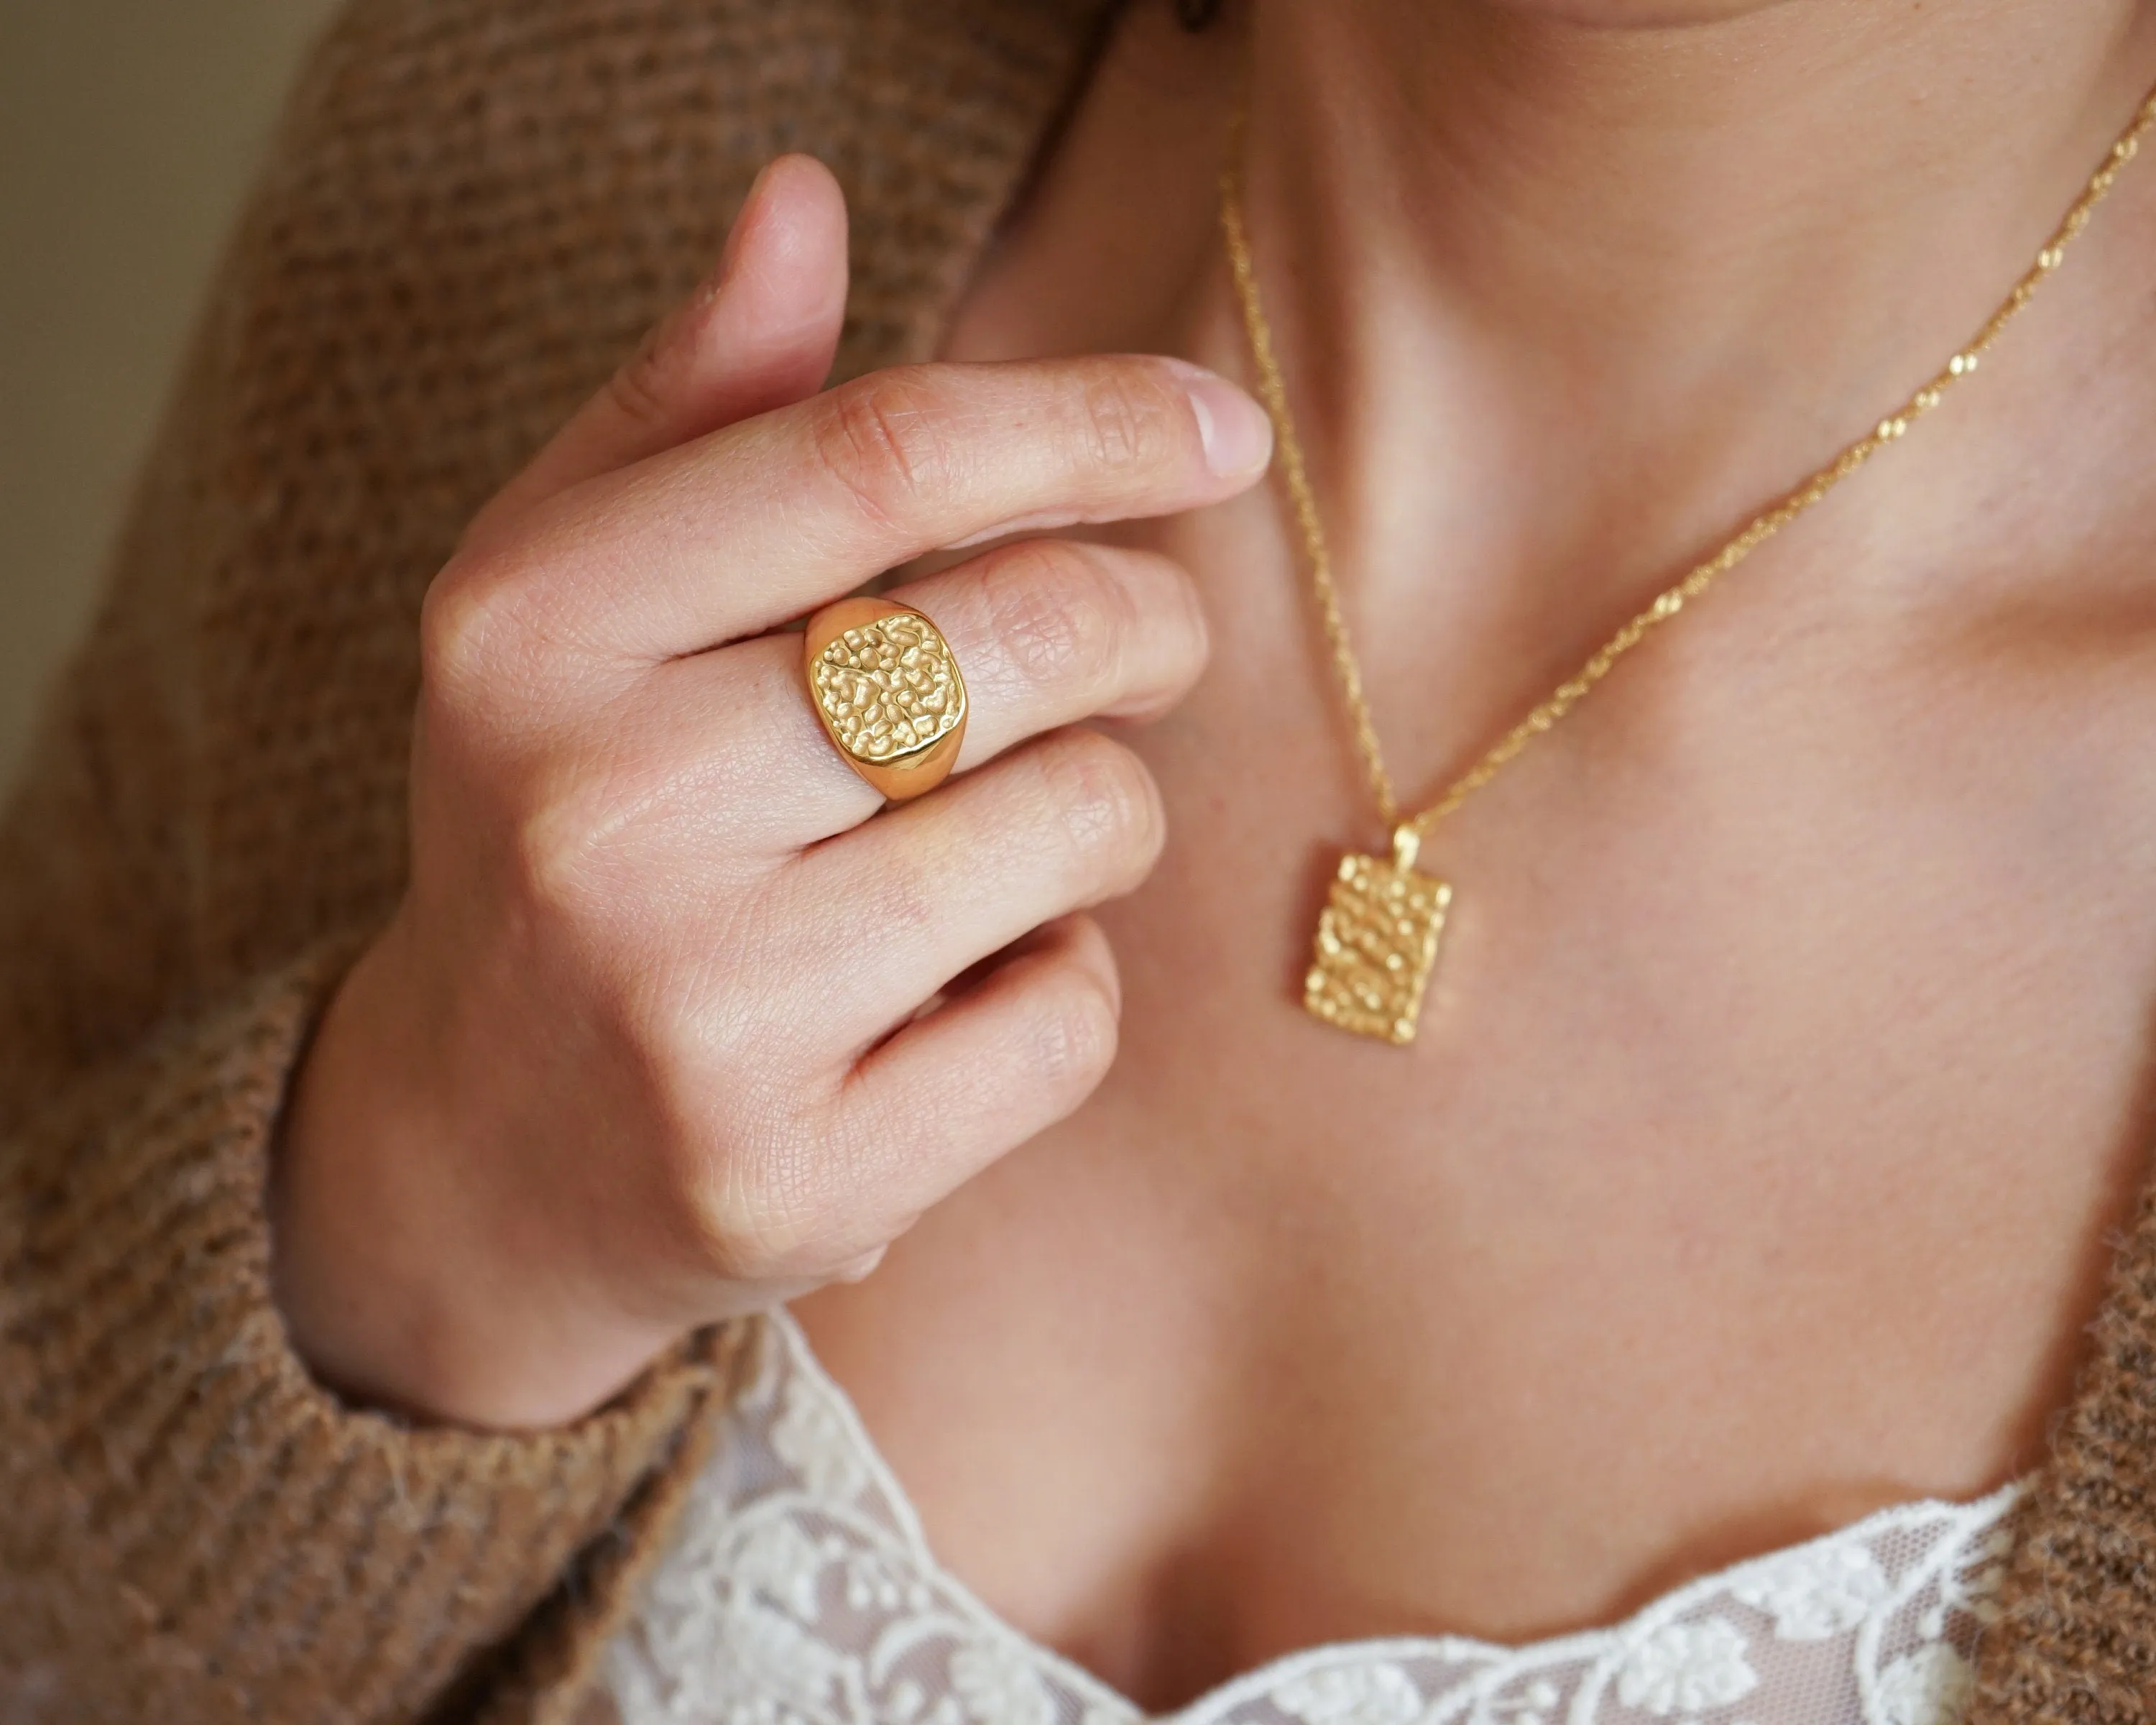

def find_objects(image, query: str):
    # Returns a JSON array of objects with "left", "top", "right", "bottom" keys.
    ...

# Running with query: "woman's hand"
[{"left": 269, "top": 156, "right": 1273, "bottom": 1429}]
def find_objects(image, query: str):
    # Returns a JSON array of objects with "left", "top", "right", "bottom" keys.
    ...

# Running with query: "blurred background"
[{"left": 1, "top": 0, "right": 343, "bottom": 794}]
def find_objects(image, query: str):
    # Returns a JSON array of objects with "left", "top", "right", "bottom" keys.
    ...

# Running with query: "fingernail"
[{"left": 1163, "top": 359, "right": 1272, "bottom": 477}]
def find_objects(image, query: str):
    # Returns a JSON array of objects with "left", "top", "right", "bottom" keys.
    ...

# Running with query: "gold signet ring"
[{"left": 803, "top": 597, "right": 969, "bottom": 801}]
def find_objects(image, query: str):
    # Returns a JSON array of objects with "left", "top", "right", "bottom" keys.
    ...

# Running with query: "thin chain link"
[{"left": 1221, "top": 80, "right": 2156, "bottom": 842}]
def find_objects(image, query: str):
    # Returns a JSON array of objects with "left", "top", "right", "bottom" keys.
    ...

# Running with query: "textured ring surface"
[{"left": 802, "top": 597, "right": 969, "bottom": 801}]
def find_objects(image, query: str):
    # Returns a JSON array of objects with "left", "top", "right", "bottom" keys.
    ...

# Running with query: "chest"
[
  {"left": 797, "top": 486, "right": 2156, "bottom": 1704},
  {"left": 792, "top": 35, "right": 2156, "bottom": 1693}
]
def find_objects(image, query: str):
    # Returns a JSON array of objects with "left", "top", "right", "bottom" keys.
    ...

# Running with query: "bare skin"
[
  {"left": 275, "top": 0, "right": 2156, "bottom": 1713},
  {"left": 794, "top": 0, "right": 2156, "bottom": 1705}
]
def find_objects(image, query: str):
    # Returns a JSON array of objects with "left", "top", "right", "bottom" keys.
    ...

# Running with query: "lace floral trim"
[{"left": 597, "top": 1312, "right": 2016, "bottom": 1725}]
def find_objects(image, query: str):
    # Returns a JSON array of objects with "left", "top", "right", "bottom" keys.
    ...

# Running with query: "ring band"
[{"left": 803, "top": 597, "right": 969, "bottom": 801}]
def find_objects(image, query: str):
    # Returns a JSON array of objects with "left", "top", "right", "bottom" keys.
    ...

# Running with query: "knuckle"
[
  {"left": 689, "top": 1154, "right": 818, "bottom": 1282},
  {"left": 493, "top": 744, "right": 670, "bottom": 934},
  {"left": 504, "top": 791, "right": 604, "bottom": 925},
  {"left": 855, "top": 840, "right": 941, "bottom": 947},
  {"left": 671, "top": 1088, "right": 836, "bottom": 1284},
  {"left": 977, "top": 542, "right": 1134, "bottom": 696},
  {"left": 419, "top": 547, "right": 561, "bottom": 718},
  {"left": 1031, "top": 732, "right": 1164, "bottom": 887},
  {"left": 694, "top": 1123, "right": 892, "bottom": 1287},
  {"left": 1073, "top": 369, "right": 1179, "bottom": 475},
  {"left": 418, "top": 559, "right": 507, "bottom": 703},
  {"left": 812, "top": 368, "right": 961, "bottom": 528}
]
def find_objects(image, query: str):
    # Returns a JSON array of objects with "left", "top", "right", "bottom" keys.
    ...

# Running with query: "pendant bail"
[{"left": 1391, "top": 822, "right": 1423, "bottom": 875}]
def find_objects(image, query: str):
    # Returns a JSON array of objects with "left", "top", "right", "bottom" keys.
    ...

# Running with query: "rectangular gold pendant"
[{"left": 1303, "top": 846, "right": 1451, "bottom": 1046}]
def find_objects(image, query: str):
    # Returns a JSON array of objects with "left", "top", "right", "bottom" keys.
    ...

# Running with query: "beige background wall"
[{"left": 1, "top": 0, "right": 344, "bottom": 794}]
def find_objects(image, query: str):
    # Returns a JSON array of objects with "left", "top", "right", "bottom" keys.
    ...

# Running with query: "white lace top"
[{"left": 589, "top": 1312, "right": 2017, "bottom": 1725}]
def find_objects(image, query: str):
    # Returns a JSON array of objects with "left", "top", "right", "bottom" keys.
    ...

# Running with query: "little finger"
[{"left": 816, "top": 914, "right": 1122, "bottom": 1251}]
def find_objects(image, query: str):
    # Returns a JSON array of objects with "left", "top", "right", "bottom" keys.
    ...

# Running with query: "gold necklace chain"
[{"left": 1220, "top": 77, "right": 2156, "bottom": 1045}]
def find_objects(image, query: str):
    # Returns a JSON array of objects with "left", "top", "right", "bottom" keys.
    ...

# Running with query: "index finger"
[{"left": 487, "top": 354, "right": 1271, "bottom": 663}]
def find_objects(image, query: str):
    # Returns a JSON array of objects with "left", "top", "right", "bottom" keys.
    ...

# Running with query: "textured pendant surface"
[{"left": 1303, "top": 846, "right": 1450, "bottom": 1045}]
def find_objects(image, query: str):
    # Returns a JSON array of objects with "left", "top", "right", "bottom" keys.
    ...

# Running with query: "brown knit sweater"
[{"left": 0, "top": 2, "right": 2151, "bottom": 1720}]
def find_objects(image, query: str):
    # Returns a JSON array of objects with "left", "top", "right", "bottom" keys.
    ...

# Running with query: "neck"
[{"left": 1238, "top": 0, "right": 2156, "bottom": 622}]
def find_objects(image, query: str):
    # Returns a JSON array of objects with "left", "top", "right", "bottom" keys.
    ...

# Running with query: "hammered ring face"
[
  {"left": 802, "top": 599, "right": 969, "bottom": 801},
  {"left": 813, "top": 612, "right": 962, "bottom": 760}
]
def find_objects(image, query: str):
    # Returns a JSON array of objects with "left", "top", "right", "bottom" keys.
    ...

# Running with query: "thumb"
[{"left": 471, "top": 153, "right": 849, "bottom": 538}]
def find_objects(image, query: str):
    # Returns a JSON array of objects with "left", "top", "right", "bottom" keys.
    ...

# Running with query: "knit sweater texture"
[{"left": 0, "top": 1, "right": 2151, "bottom": 1719}]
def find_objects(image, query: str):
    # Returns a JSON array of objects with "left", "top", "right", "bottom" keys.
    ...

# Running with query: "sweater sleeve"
[
  {"left": 0, "top": 0, "right": 763, "bottom": 1715},
  {"left": 0, "top": 938, "right": 726, "bottom": 1724},
  {"left": 0, "top": 0, "right": 1103, "bottom": 1715}
]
